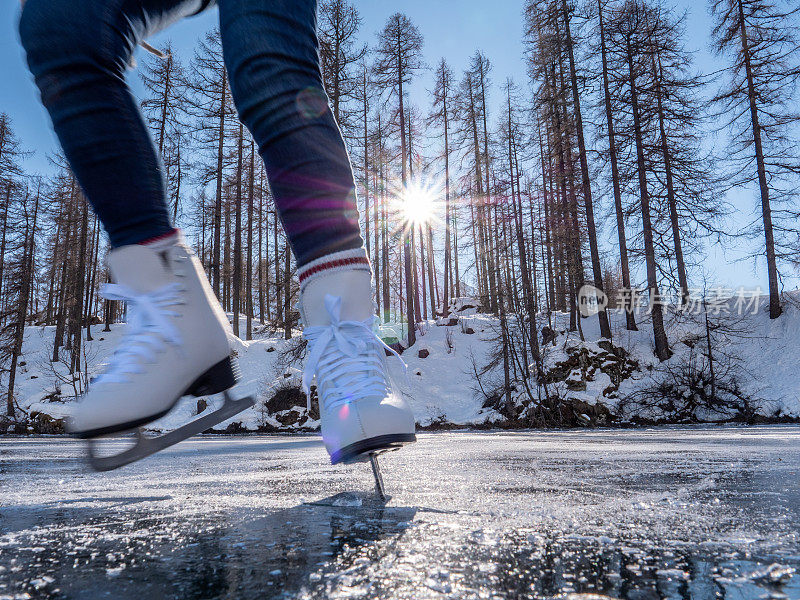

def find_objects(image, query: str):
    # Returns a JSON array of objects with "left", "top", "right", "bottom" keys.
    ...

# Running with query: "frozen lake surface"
[{"left": 1, "top": 426, "right": 799, "bottom": 599}]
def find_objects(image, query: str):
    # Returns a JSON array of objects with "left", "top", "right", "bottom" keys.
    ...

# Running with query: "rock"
[
  {"left": 387, "top": 341, "right": 405, "bottom": 355},
  {"left": 598, "top": 339, "right": 628, "bottom": 358},
  {"left": 197, "top": 398, "right": 208, "bottom": 414},
  {"left": 418, "top": 349, "right": 430, "bottom": 359},
  {"left": 464, "top": 327, "right": 475, "bottom": 335},
  {"left": 543, "top": 343, "right": 638, "bottom": 397},
  {"left": 267, "top": 387, "right": 305, "bottom": 413},
  {"left": 541, "top": 327, "right": 557, "bottom": 345},
  {"left": 597, "top": 340, "right": 614, "bottom": 353},
  {"left": 223, "top": 421, "right": 247, "bottom": 434},
  {"left": 566, "top": 379, "right": 587, "bottom": 391},
  {"left": 276, "top": 410, "right": 303, "bottom": 426},
  {"left": 266, "top": 347, "right": 275, "bottom": 353},
  {"left": 602, "top": 385, "right": 618, "bottom": 398},
  {"left": 28, "top": 412, "right": 65, "bottom": 434},
  {"left": 437, "top": 317, "right": 459, "bottom": 326}
]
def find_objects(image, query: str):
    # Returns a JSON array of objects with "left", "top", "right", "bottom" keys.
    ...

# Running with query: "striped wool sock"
[{"left": 297, "top": 248, "right": 372, "bottom": 292}]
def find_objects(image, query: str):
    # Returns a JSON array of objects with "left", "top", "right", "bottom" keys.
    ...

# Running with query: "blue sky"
[{"left": 0, "top": 0, "right": 788, "bottom": 290}]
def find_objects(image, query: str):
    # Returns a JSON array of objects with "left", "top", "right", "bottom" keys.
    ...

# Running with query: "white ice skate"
[
  {"left": 299, "top": 259, "right": 416, "bottom": 499},
  {"left": 68, "top": 237, "right": 254, "bottom": 470}
]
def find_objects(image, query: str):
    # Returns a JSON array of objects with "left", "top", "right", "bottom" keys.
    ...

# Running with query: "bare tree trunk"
[
  {"left": 274, "top": 208, "right": 282, "bottom": 328},
  {"left": 453, "top": 208, "right": 461, "bottom": 298},
  {"left": 652, "top": 51, "right": 689, "bottom": 306},
  {"left": 738, "top": 0, "right": 780, "bottom": 318},
  {"left": 53, "top": 189, "right": 74, "bottom": 362},
  {"left": 426, "top": 225, "right": 437, "bottom": 315},
  {"left": 70, "top": 194, "right": 89, "bottom": 373},
  {"left": 0, "top": 186, "right": 10, "bottom": 308},
  {"left": 627, "top": 39, "right": 670, "bottom": 360},
  {"left": 507, "top": 89, "right": 541, "bottom": 375},
  {"left": 258, "top": 169, "right": 266, "bottom": 324},
  {"left": 7, "top": 190, "right": 39, "bottom": 419},
  {"left": 442, "top": 90, "right": 452, "bottom": 316},
  {"left": 599, "top": 0, "right": 637, "bottom": 330},
  {"left": 246, "top": 140, "right": 255, "bottom": 340},
  {"left": 373, "top": 140, "right": 381, "bottom": 315},
  {"left": 283, "top": 242, "right": 291, "bottom": 340},
  {"left": 478, "top": 62, "right": 499, "bottom": 314},
  {"left": 412, "top": 227, "right": 423, "bottom": 322},
  {"left": 538, "top": 122, "right": 556, "bottom": 315},
  {"left": 380, "top": 144, "right": 390, "bottom": 324},
  {"left": 362, "top": 69, "right": 370, "bottom": 259},
  {"left": 562, "top": 0, "right": 611, "bottom": 338},
  {"left": 85, "top": 217, "right": 100, "bottom": 341},
  {"left": 103, "top": 272, "right": 113, "bottom": 332},
  {"left": 212, "top": 72, "right": 228, "bottom": 298},
  {"left": 232, "top": 123, "right": 243, "bottom": 337},
  {"left": 398, "top": 62, "right": 415, "bottom": 345}
]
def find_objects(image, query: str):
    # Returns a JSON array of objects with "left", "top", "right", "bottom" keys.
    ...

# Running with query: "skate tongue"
[
  {"left": 323, "top": 296, "right": 368, "bottom": 356},
  {"left": 301, "top": 295, "right": 406, "bottom": 413},
  {"left": 94, "top": 283, "right": 183, "bottom": 385},
  {"left": 107, "top": 245, "right": 173, "bottom": 294}
]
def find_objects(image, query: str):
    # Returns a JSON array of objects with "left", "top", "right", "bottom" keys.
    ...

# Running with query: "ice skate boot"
[
  {"left": 298, "top": 250, "right": 416, "bottom": 497},
  {"left": 67, "top": 234, "right": 254, "bottom": 470}
]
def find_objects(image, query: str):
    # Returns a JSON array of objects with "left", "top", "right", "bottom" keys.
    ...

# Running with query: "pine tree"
[
  {"left": 186, "top": 29, "right": 235, "bottom": 297},
  {"left": 615, "top": 0, "right": 671, "bottom": 360},
  {"left": 596, "top": 0, "right": 638, "bottom": 331},
  {"left": 709, "top": 0, "right": 800, "bottom": 318},
  {"left": 427, "top": 58, "right": 455, "bottom": 317},
  {"left": 560, "top": 0, "right": 612, "bottom": 339},
  {"left": 373, "top": 13, "right": 424, "bottom": 346},
  {"left": 318, "top": 0, "right": 367, "bottom": 133},
  {"left": 140, "top": 42, "right": 188, "bottom": 221}
]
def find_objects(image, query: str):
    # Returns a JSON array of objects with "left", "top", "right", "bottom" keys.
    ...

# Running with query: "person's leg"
[
  {"left": 217, "top": 0, "right": 365, "bottom": 268},
  {"left": 218, "top": 0, "right": 415, "bottom": 469},
  {"left": 18, "top": 0, "right": 209, "bottom": 247},
  {"left": 18, "top": 0, "right": 249, "bottom": 454}
]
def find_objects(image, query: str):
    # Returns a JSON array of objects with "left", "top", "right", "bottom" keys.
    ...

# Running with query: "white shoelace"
[
  {"left": 301, "top": 295, "right": 406, "bottom": 413},
  {"left": 93, "top": 283, "right": 184, "bottom": 385}
]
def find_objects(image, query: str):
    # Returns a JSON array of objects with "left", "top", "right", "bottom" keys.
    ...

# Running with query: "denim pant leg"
[
  {"left": 19, "top": 0, "right": 206, "bottom": 247},
  {"left": 218, "top": 0, "right": 364, "bottom": 268}
]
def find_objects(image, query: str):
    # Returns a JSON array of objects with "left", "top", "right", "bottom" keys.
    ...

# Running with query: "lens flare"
[
  {"left": 400, "top": 181, "right": 435, "bottom": 226},
  {"left": 390, "top": 176, "right": 444, "bottom": 233}
]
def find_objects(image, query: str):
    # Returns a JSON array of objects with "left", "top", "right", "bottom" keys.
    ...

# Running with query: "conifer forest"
[{"left": 1, "top": 0, "right": 799, "bottom": 424}]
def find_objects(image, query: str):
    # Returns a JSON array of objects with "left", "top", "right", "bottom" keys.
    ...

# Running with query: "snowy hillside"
[{"left": 7, "top": 293, "right": 800, "bottom": 434}]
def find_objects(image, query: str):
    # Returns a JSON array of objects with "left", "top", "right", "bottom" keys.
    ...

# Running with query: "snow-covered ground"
[
  {"left": 9, "top": 292, "right": 800, "bottom": 433},
  {"left": 1, "top": 427, "right": 799, "bottom": 599}
]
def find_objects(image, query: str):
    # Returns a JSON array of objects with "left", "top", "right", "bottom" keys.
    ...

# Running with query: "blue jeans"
[{"left": 18, "top": 0, "right": 363, "bottom": 266}]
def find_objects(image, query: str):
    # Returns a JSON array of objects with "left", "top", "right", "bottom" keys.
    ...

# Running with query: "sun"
[{"left": 396, "top": 178, "right": 441, "bottom": 228}]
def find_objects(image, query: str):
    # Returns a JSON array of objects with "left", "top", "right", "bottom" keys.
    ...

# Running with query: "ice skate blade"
[
  {"left": 330, "top": 433, "right": 416, "bottom": 465},
  {"left": 86, "top": 392, "right": 255, "bottom": 472},
  {"left": 369, "top": 453, "right": 388, "bottom": 504}
]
